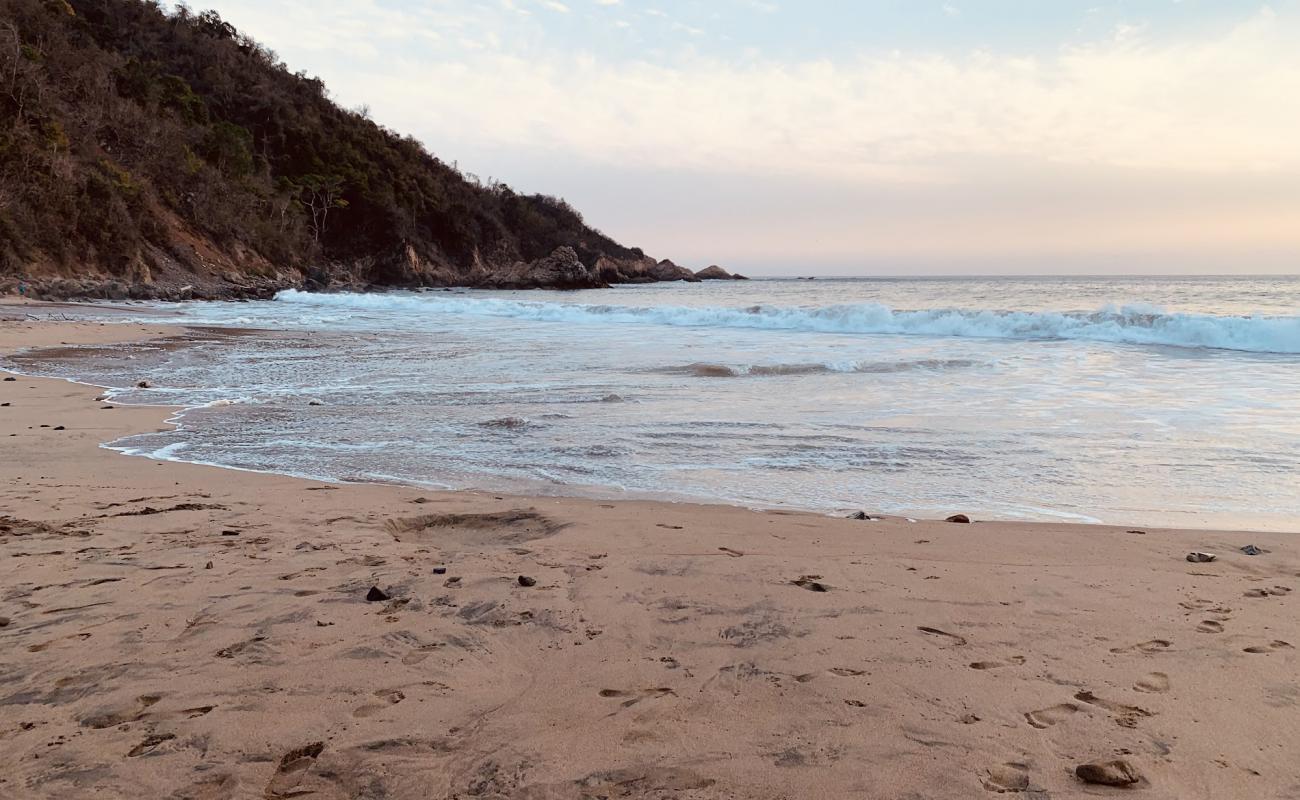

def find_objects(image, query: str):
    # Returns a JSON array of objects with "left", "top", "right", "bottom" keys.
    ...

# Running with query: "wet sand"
[{"left": 1, "top": 311, "right": 1298, "bottom": 799}]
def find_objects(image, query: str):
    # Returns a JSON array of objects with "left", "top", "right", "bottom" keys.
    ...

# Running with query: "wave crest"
[
  {"left": 274, "top": 291, "right": 1300, "bottom": 354},
  {"left": 652, "top": 359, "right": 977, "bottom": 378}
]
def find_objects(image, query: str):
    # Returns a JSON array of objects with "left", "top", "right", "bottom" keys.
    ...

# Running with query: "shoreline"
[
  {"left": 2, "top": 313, "right": 1298, "bottom": 798},
  {"left": 1, "top": 304, "right": 1286, "bottom": 532}
]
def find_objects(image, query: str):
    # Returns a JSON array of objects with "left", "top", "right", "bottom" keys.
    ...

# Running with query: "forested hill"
[{"left": 0, "top": 0, "right": 709, "bottom": 299}]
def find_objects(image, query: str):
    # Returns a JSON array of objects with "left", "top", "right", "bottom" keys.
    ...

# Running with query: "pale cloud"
[
  {"left": 200, "top": 0, "right": 1300, "bottom": 272},
  {"left": 345, "top": 9, "right": 1299, "bottom": 180}
]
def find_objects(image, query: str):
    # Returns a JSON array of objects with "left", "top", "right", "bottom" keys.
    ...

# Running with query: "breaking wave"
[
  {"left": 651, "top": 359, "right": 978, "bottom": 378},
  {"left": 274, "top": 291, "right": 1300, "bottom": 354}
]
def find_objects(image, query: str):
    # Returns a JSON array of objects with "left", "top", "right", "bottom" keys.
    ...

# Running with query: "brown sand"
[{"left": 1, "top": 313, "right": 1298, "bottom": 799}]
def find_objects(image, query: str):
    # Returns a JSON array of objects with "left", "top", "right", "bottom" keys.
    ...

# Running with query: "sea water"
[{"left": 8, "top": 276, "right": 1300, "bottom": 530}]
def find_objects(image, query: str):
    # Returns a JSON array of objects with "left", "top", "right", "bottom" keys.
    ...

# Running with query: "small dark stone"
[
  {"left": 946, "top": 514, "right": 971, "bottom": 524},
  {"left": 1075, "top": 759, "right": 1141, "bottom": 787},
  {"left": 433, "top": 567, "right": 447, "bottom": 575},
  {"left": 136, "top": 380, "right": 150, "bottom": 388},
  {"left": 1, "top": 402, "right": 10, "bottom": 406},
  {"left": 847, "top": 511, "right": 874, "bottom": 520},
  {"left": 0, "top": 615, "right": 10, "bottom": 627},
  {"left": 308, "top": 400, "right": 324, "bottom": 406},
  {"left": 793, "top": 576, "right": 831, "bottom": 592},
  {"left": 366, "top": 586, "right": 390, "bottom": 602},
  {"left": 220, "top": 530, "right": 239, "bottom": 536},
  {"left": 517, "top": 576, "right": 537, "bottom": 587},
  {"left": 3, "top": 377, "right": 15, "bottom": 382},
  {"left": 204, "top": 561, "right": 213, "bottom": 570},
  {"left": 53, "top": 426, "right": 65, "bottom": 431}
]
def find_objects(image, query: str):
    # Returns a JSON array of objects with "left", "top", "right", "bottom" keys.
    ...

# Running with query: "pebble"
[
  {"left": 946, "top": 514, "right": 971, "bottom": 524},
  {"left": 517, "top": 576, "right": 537, "bottom": 587},
  {"left": 0, "top": 616, "right": 10, "bottom": 627},
  {"left": 366, "top": 586, "right": 390, "bottom": 602},
  {"left": 432, "top": 567, "right": 447, "bottom": 575}
]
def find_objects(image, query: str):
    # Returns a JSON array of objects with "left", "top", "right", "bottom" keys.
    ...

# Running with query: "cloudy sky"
[{"left": 201, "top": 0, "right": 1300, "bottom": 275}]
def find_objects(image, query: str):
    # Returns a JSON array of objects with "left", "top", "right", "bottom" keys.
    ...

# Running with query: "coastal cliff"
[{"left": 0, "top": 0, "right": 699, "bottom": 300}]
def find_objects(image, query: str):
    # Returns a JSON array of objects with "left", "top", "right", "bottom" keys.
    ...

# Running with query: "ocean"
[{"left": 8, "top": 275, "right": 1300, "bottom": 530}]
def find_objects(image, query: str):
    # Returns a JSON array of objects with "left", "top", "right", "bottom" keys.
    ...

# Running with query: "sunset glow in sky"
[{"left": 201, "top": 1, "right": 1300, "bottom": 274}]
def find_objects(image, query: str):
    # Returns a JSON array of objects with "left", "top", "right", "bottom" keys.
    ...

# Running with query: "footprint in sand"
[
  {"left": 828, "top": 667, "right": 867, "bottom": 677},
  {"left": 1025, "top": 703, "right": 1079, "bottom": 729},
  {"left": 1134, "top": 672, "right": 1171, "bottom": 694},
  {"left": 265, "top": 742, "right": 325, "bottom": 798},
  {"left": 1197, "top": 620, "right": 1225, "bottom": 634},
  {"left": 599, "top": 687, "right": 675, "bottom": 709},
  {"left": 1110, "top": 639, "right": 1171, "bottom": 655},
  {"left": 1074, "top": 691, "right": 1152, "bottom": 728},
  {"left": 353, "top": 689, "right": 405, "bottom": 718},
  {"left": 1245, "top": 586, "right": 1292, "bottom": 599},
  {"left": 918, "top": 627, "right": 968, "bottom": 647},
  {"left": 127, "top": 732, "right": 177, "bottom": 757},
  {"left": 981, "top": 762, "right": 1031, "bottom": 793},
  {"left": 1244, "top": 641, "right": 1294, "bottom": 654},
  {"left": 81, "top": 693, "right": 163, "bottom": 729},
  {"left": 970, "top": 656, "right": 1026, "bottom": 671}
]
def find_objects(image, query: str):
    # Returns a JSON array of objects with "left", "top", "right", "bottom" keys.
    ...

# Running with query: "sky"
[{"left": 197, "top": 0, "right": 1300, "bottom": 275}]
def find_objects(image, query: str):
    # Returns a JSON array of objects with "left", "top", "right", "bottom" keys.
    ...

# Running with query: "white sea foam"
[{"left": 274, "top": 290, "right": 1300, "bottom": 354}]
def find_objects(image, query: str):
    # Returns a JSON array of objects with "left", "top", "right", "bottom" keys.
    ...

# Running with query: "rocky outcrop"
[
  {"left": 592, "top": 256, "right": 698, "bottom": 285},
  {"left": 649, "top": 260, "right": 700, "bottom": 283},
  {"left": 476, "top": 247, "right": 607, "bottom": 290},
  {"left": 695, "top": 265, "right": 748, "bottom": 280}
]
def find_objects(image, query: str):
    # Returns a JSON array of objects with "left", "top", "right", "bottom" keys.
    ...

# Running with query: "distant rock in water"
[{"left": 696, "top": 265, "right": 748, "bottom": 280}]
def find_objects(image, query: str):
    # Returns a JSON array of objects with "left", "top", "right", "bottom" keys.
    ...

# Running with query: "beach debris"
[
  {"left": 220, "top": 529, "right": 240, "bottom": 536},
  {"left": 1241, "top": 545, "right": 1263, "bottom": 556},
  {"left": 1186, "top": 552, "right": 1217, "bottom": 563},
  {"left": 1074, "top": 759, "right": 1142, "bottom": 787},
  {"left": 308, "top": 400, "right": 324, "bottom": 406},
  {"left": 136, "top": 380, "right": 150, "bottom": 388},
  {"left": 53, "top": 425, "right": 65, "bottom": 430},
  {"left": 792, "top": 575, "right": 830, "bottom": 592},
  {"left": 1127, "top": 529, "right": 1147, "bottom": 535},
  {"left": 2, "top": 376, "right": 15, "bottom": 382},
  {"left": 0, "top": 615, "right": 10, "bottom": 627},
  {"left": 517, "top": 575, "right": 537, "bottom": 587},
  {"left": 204, "top": 561, "right": 213, "bottom": 570},
  {"left": 433, "top": 567, "right": 447, "bottom": 575},
  {"left": 444, "top": 576, "right": 462, "bottom": 587},
  {"left": 365, "top": 586, "right": 390, "bottom": 602},
  {"left": 1, "top": 402, "right": 9, "bottom": 406},
  {"left": 946, "top": 514, "right": 971, "bottom": 524},
  {"left": 847, "top": 511, "right": 877, "bottom": 521}
]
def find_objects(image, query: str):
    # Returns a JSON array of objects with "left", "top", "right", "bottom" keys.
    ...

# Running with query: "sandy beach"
[{"left": 1, "top": 310, "right": 1298, "bottom": 799}]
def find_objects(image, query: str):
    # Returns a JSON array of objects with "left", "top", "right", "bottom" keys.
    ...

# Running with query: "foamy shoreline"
[{"left": 2, "top": 309, "right": 1298, "bottom": 799}]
